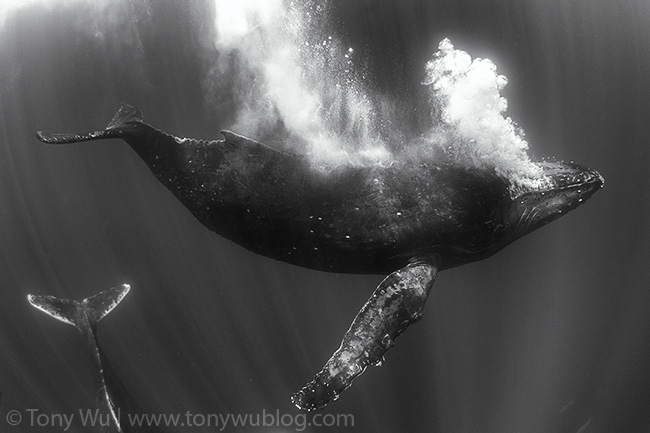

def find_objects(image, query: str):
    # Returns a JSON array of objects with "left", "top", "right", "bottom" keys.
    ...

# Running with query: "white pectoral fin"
[{"left": 292, "top": 257, "right": 439, "bottom": 410}]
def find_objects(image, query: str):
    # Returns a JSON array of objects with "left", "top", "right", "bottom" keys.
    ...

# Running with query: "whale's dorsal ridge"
[{"left": 107, "top": 103, "right": 143, "bottom": 129}]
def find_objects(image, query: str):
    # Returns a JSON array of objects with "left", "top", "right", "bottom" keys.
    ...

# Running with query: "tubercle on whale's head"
[{"left": 504, "top": 160, "right": 604, "bottom": 240}]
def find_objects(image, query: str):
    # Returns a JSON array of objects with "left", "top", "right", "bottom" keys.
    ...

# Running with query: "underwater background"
[{"left": 1, "top": 0, "right": 649, "bottom": 432}]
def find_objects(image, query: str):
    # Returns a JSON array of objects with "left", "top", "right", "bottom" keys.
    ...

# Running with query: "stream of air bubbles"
[{"left": 211, "top": 0, "right": 547, "bottom": 192}]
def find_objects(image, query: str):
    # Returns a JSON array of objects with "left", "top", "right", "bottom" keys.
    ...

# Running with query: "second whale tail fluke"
[
  {"left": 36, "top": 104, "right": 142, "bottom": 145},
  {"left": 28, "top": 284, "right": 133, "bottom": 433},
  {"left": 27, "top": 284, "right": 131, "bottom": 331}
]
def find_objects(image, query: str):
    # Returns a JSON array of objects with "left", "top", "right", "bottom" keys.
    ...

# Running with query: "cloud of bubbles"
[
  {"left": 210, "top": 0, "right": 392, "bottom": 169},
  {"left": 1, "top": 0, "right": 548, "bottom": 190},
  {"left": 423, "top": 38, "right": 545, "bottom": 185},
  {"left": 209, "top": 0, "right": 547, "bottom": 190}
]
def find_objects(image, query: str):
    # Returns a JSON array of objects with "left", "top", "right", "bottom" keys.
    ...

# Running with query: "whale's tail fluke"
[
  {"left": 36, "top": 104, "right": 142, "bottom": 145},
  {"left": 27, "top": 284, "right": 131, "bottom": 331},
  {"left": 28, "top": 284, "right": 132, "bottom": 433}
]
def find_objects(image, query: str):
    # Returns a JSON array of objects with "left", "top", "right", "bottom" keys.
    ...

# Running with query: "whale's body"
[{"left": 37, "top": 104, "right": 603, "bottom": 410}]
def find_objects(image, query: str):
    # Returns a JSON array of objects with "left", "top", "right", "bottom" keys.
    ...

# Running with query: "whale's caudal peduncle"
[{"left": 36, "top": 104, "right": 603, "bottom": 410}]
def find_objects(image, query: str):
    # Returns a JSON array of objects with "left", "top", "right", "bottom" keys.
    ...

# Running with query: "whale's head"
[
  {"left": 440, "top": 160, "right": 603, "bottom": 268},
  {"left": 504, "top": 160, "right": 604, "bottom": 241}
]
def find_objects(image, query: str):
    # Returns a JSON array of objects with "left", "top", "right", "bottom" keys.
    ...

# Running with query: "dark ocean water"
[{"left": 1, "top": 1, "right": 649, "bottom": 432}]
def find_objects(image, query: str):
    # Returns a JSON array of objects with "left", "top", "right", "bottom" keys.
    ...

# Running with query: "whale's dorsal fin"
[
  {"left": 220, "top": 130, "right": 254, "bottom": 146},
  {"left": 292, "top": 256, "right": 440, "bottom": 410},
  {"left": 220, "top": 130, "right": 299, "bottom": 162},
  {"left": 220, "top": 130, "right": 278, "bottom": 151},
  {"left": 107, "top": 103, "right": 143, "bottom": 129}
]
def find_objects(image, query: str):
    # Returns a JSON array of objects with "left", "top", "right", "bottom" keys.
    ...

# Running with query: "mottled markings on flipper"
[{"left": 292, "top": 258, "right": 439, "bottom": 411}]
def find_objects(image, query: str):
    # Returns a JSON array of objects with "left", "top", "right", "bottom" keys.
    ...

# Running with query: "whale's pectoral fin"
[
  {"left": 36, "top": 103, "right": 142, "bottom": 144},
  {"left": 292, "top": 257, "right": 440, "bottom": 410}
]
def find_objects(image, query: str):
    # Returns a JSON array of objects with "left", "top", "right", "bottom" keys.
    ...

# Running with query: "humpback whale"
[
  {"left": 36, "top": 104, "right": 603, "bottom": 410},
  {"left": 28, "top": 285, "right": 165, "bottom": 432}
]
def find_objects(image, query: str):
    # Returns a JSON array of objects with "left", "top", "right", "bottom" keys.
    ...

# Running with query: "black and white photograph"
[{"left": 0, "top": 1, "right": 649, "bottom": 432}]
